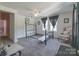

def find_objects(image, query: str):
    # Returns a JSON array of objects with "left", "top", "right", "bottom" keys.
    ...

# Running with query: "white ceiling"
[{"left": 0, "top": 2, "right": 73, "bottom": 17}]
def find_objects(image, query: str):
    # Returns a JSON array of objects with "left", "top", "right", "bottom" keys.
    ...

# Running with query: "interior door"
[{"left": 0, "top": 11, "right": 10, "bottom": 40}]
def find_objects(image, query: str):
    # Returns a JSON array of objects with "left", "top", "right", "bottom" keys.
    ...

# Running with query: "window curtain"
[
  {"left": 72, "top": 3, "right": 79, "bottom": 51},
  {"left": 41, "top": 17, "right": 47, "bottom": 29},
  {"left": 71, "top": 3, "right": 76, "bottom": 48},
  {"left": 76, "top": 2, "right": 79, "bottom": 52},
  {"left": 49, "top": 15, "right": 59, "bottom": 39},
  {"left": 76, "top": 2, "right": 79, "bottom": 49},
  {"left": 49, "top": 15, "right": 59, "bottom": 28}
]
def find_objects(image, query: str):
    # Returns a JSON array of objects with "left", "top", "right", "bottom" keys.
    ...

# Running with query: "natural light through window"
[
  {"left": 50, "top": 21, "right": 57, "bottom": 32},
  {"left": 42, "top": 19, "right": 58, "bottom": 32},
  {"left": 42, "top": 20, "right": 48, "bottom": 30}
]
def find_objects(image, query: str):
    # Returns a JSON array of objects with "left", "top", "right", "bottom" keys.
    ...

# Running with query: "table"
[{"left": 5, "top": 44, "right": 23, "bottom": 56}]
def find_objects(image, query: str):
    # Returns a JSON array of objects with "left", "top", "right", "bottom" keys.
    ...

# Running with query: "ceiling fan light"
[{"left": 34, "top": 13, "right": 39, "bottom": 16}]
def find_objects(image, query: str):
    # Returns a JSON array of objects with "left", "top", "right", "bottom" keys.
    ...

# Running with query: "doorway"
[{"left": 0, "top": 11, "right": 10, "bottom": 40}]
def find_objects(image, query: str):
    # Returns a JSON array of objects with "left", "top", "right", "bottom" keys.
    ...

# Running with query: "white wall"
[
  {"left": 10, "top": 13, "right": 15, "bottom": 42},
  {"left": 15, "top": 14, "right": 26, "bottom": 39},
  {"left": 36, "top": 18, "right": 44, "bottom": 34},
  {"left": 56, "top": 12, "right": 72, "bottom": 37}
]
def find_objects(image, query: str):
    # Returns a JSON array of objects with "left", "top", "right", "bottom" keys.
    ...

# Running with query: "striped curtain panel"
[
  {"left": 72, "top": 3, "right": 79, "bottom": 49},
  {"left": 76, "top": 2, "right": 79, "bottom": 49}
]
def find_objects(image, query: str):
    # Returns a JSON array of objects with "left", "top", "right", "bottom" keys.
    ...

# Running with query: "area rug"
[{"left": 56, "top": 45, "right": 77, "bottom": 56}]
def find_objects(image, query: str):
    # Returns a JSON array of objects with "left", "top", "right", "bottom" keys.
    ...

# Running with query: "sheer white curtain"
[
  {"left": 42, "top": 19, "right": 49, "bottom": 31},
  {"left": 50, "top": 20, "right": 58, "bottom": 32},
  {"left": 42, "top": 19, "right": 58, "bottom": 31}
]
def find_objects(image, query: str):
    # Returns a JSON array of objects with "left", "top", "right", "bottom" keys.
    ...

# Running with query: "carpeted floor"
[
  {"left": 1, "top": 36, "right": 74, "bottom": 56},
  {"left": 17, "top": 37, "right": 61, "bottom": 56},
  {"left": 56, "top": 45, "right": 77, "bottom": 56}
]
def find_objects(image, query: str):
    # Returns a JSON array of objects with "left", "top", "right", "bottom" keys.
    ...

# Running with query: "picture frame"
[{"left": 64, "top": 18, "right": 69, "bottom": 23}]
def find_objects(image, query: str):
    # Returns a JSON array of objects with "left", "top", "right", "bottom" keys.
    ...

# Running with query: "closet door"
[{"left": 0, "top": 11, "right": 10, "bottom": 40}]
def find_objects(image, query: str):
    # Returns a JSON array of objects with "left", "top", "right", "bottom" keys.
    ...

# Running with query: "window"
[
  {"left": 50, "top": 21, "right": 57, "bottom": 32},
  {"left": 42, "top": 20, "right": 48, "bottom": 30},
  {"left": 42, "top": 19, "right": 58, "bottom": 32}
]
